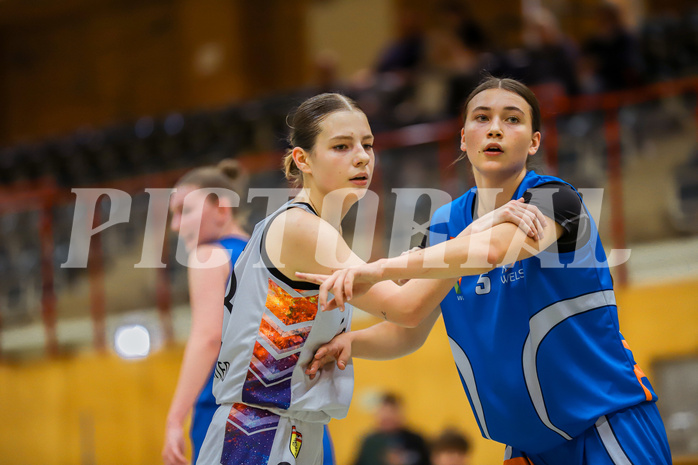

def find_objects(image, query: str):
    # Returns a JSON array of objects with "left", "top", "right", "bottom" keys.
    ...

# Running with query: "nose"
[
  {"left": 488, "top": 117, "right": 503, "bottom": 137},
  {"left": 354, "top": 146, "right": 371, "bottom": 166},
  {"left": 170, "top": 213, "right": 180, "bottom": 232}
]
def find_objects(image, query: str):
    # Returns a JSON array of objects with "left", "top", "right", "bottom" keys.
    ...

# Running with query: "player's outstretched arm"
[
  {"left": 299, "top": 200, "right": 560, "bottom": 322},
  {"left": 305, "top": 306, "right": 442, "bottom": 378}
]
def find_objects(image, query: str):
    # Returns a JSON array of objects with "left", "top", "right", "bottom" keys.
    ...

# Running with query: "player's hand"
[
  {"left": 297, "top": 261, "right": 383, "bottom": 312},
  {"left": 162, "top": 423, "right": 188, "bottom": 465},
  {"left": 466, "top": 198, "right": 548, "bottom": 239},
  {"left": 305, "top": 332, "right": 353, "bottom": 380}
]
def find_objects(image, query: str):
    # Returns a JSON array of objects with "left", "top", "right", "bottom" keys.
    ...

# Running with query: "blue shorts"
[
  {"left": 322, "top": 424, "right": 336, "bottom": 465},
  {"left": 504, "top": 402, "right": 671, "bottom": 465},
  {"left": 191, "top": 401, "right": 218, "bottom": 464}
]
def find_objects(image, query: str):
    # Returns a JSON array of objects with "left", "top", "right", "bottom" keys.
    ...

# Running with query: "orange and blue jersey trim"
[{"left": 621, "top": 337, "right": 655, "bottom": 402}]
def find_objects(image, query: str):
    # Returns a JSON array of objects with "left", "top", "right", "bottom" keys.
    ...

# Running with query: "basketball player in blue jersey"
[
  {"left": 163, "top": 159, "right": 251, "bottom": 465},
  {"left": 300, "top": 77, "right": 672, "bottom": 464}
]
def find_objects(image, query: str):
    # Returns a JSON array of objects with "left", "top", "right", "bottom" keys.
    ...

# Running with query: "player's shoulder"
[
  {"left": 266, "top": 204, "right": 342, "bottom": 258},
  {"left": 218, "top": 235, "right": 248, "bottom": 248},
  {"left": 527, "top": 180, "right": 582, "bottom": 207},
  {"left": 432, "top": 188, "right": 473, "bottom": 224},
  {"left": 193, "top": 242, "right": 226, "bottom": 256},
  {"left": 527, "top": 172, "right": 577, "bottom": 192},
  {"left": 271, "top": 206, "right": 323, "bottom": 237},
  {"left": 187, "top": 243, "right": 232, "bottom": 277}
]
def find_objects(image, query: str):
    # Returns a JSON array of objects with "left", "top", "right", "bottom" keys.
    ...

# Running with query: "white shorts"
[{"left": 196, "top": 403, "right": 325, "bottom": 465}]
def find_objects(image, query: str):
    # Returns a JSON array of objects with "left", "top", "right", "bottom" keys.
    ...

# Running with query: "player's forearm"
[
  {"left": 355, "top": 279, "right": 451, "bottom": 327},
  {"left": 351, "top": 309, "right": 439, "bottom": 360},
  {"left": 372, "top": 224, "right": 547, "bottom": 283},
  {"left": 371, "top": 232, "right": 498, "bottom": 282}
]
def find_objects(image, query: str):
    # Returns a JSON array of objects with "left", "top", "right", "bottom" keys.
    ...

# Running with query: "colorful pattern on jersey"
[
  {"left": 241, "top": 280, "right": 319, "bottom": 409},
  {"left": 429, "top": 171, "right": 659, "bottom": 454},
  {"left": 221, "top": 403, "right": 279, "bottom": 465},
  {"left": 211, "top": 201, "right": 353, "bottom": 424}
]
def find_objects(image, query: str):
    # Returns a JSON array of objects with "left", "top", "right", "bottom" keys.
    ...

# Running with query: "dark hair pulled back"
[{"left": 283, "top": 93, "right": 364, "bottom": 186}]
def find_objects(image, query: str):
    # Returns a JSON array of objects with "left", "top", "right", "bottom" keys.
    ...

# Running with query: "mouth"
[
  {"left": 484, "top": 144, "right": 503, "bottom": 156},
  {"left": 349, "top": 173, "right": 370, "bottom": 185}
]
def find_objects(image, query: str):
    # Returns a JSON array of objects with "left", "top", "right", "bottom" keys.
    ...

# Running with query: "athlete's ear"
[
  {"left": 528, "top": 131, "right": 541, "bottom": 156},
  {"left": 460, "top": 127, "right": 467, "bottom": 152},
  {"left": 217, "top": 194, "right": 234, "bottom": 209},
  {"left": 292, "top": 147, "right": 312, "bottom": 175}
]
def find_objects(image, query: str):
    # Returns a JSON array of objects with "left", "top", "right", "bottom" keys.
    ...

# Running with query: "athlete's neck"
[
  {"left": 220, "top": 220, "right": 249, "bottom": 240},
  {"left": 474, "top": 169, "right": 528, "bottom": 216},
  {"left": 295, "top": 188, "right": 352, "bottom": 231}
]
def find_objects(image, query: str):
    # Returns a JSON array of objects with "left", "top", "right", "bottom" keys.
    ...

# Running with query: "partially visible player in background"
[
  {"left": 352, "top": 392, "right": 430, "bottom": 465},
  {"left": 430, "top": 429, "right": 473, "bottom": 465},
  {"left": 162, "top": 159, "right": 250, "bottom": 465}
]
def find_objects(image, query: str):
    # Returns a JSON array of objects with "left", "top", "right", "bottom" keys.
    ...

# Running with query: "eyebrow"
[
  {"left": 471, "top": 106, "right": 525, "bottom": 114},
  {"left": 328, "top": 134, "right": 374, "bottom": 141}
]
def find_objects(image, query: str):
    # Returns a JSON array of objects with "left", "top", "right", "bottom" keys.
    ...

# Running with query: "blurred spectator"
[
  {"left": 439, "top": 1, "right": 487, "bottom": 54},
  {"left": 406, "top": 1, "right": 489, "bottom": 121},
  {"left": 430, "top": 429, "right": 473, "bottom": 465},
  {"left": 424, "top": 1, "right": 488, "bottom": 72},
  {"left": 581, "top": 2, "right": 645, "bottom": 92},
  {"left": 347, "top": 8, "right": 428, "bottom": 130},
  {"left": 374, "top": 8, "right": 427, "bottom": 74},
  {"left": 312, "top": 49, "right": 344, "bottom": 94},
  {"left": 353, "top": 392, "right": 431, "bottom": 465},
  {"left": 522, "top": 8, "right": 581, "bottom": 95}
]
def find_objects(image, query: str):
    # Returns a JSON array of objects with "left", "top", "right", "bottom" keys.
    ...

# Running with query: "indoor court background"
[{"left": 1, "top": 0, "right": 697, "bottom": 464}]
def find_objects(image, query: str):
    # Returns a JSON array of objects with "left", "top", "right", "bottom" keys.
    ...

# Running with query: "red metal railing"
[{"left": 0, "top": 76, "right": 697, "bottom": 356}]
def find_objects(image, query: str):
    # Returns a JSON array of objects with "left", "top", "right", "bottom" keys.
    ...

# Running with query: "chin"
[
  {"left": 477, "top": 161, "right": 522, "bottom": 175},
  {"left": 352, "top": 187, "right": 369, "bottom": 200},
  {"left": 182, "top": 238, "right": 198, "bottom": 252}
]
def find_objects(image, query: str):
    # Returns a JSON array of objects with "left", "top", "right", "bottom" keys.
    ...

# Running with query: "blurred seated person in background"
[
  {"left": 427, "top": 1, "right": 489, "bottom": 117},
  {"left": 522, "top": 8, "right": 581, "bottom": 95},
  {"left": 374, "top": 8, "right": 427, "bottom": 75},
  {"left": 353, "top": 392, "right": 431, "bottom": 465},
  {"left": 446, "top": 1, "right": 487, "bottom": 55},
  {"left": 430, "top": 429, "right": 473, "bottom": 465},
  {"left": 350, "top": 8, "right": 427, "bottom": 129},
  {"left": 313, "top": 49, "right": 344, "bottom": 94},
  {"left": 582, "top": 1, "right": 645, "bottom": 92},
  {"left": 424, "top": 1, "right": 484, "bottom": 75}
]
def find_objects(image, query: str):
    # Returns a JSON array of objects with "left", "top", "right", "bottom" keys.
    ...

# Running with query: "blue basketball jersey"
[
  {"left": 429, "top": 170, "right": 657, "bottom": 454},
  {"left": 191, "top": 235, "right": 248, "bottom": 464}
]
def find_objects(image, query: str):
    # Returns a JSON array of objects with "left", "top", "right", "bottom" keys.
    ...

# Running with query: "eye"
[
  {"left": 474, "top": 114, "right": 488, "bottom": 122},
  {"left": 333, "top": 144, "right": 348, "bottom": 151},
  {"left": 506, "top": 116, "right": 521, "bottom": 123},
  {"left": 363, "top": 143, "right": 374, "bottom": 150}
]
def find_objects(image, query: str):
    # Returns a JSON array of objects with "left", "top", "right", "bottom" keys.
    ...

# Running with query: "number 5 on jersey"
[{"left": 475, "top": 274, "right": 491, "bottom": 295}]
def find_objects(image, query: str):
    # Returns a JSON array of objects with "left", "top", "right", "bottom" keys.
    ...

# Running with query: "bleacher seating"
[{"left": 1, "top": 14, "right": 698, "bottom": 327}]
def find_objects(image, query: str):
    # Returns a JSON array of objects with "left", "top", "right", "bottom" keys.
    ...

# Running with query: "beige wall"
[
  {"left": 306, "top": 0, "right": 393, "bottom": 80},
  {"left": 0, "top": 0, "right": 309, "bottom": 145}
]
